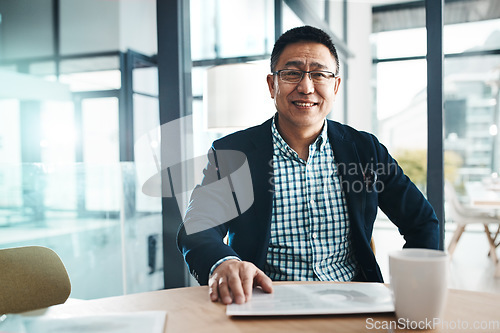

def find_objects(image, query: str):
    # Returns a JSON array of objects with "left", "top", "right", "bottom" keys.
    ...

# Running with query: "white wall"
[
  {"left": 61, "top": 0, "right": 157, "bottom": 56},
  {"left": 119, "top": 0, "right": 157, "bottom": 55},
  {"left": 0, "top": 0, "right": 156, "bottom": 59},
  {"left": 325, "top": 2, "right": 346, "bottom": 124},
  {"left": 0, "top": 0, "right": 54, "bottom": 59},
  {"left": 346, "top": 1, "right": 373, "bottom": 132},
  {"left": 328, "top": 0, "right": 345, "bottom": 40},
  {"left": 60, "top": 0, "right": 120, "bottom": 55}
]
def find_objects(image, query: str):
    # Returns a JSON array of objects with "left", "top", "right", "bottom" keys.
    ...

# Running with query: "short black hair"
[{"left": 270, "top": 25, "right": 339, "bottom": 75}]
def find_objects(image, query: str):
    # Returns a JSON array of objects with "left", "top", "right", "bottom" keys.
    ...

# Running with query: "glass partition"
[
  {"left": 442, "top": 19, "right": 500, "bottom": 215},
  {"left": 190, "top": 0, "right": 273, "bottom": 60},
  {"left": 0, "top": 163, "right": 163, "bottom": 299},
  {"left": 371, "top": 8, "right": 500, "bottom": 284},
  {"left": 0, "top": 100, "right": 21, "bottom": 164},
  {"left": 370, "top": 5, "right": 430, "bottom": 280}
]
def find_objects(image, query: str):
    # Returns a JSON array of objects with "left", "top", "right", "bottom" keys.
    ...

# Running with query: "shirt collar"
[
  {"left": 317, "top": 119, "right": 328, "bottom": 150},
  {"left": 271, "top": 115, "right": 295, "bottom": 159},
  {"left": 271, "top": 114, "right": 329, "bottom": 158}
]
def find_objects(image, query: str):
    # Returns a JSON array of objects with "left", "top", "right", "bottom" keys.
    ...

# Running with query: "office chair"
[
  {"left": 445, "top": 182, "right": 500, "bottom": 263},
  {"left": 0, "top": 246, "right": 71, "bottom": 314}
]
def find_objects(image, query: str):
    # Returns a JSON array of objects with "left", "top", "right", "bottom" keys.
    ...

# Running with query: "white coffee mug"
[{"left": 389, "top": 248, "right": 449, "bottom": 324}]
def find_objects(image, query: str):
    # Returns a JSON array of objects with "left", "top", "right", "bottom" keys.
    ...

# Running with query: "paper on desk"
[
  {"left": 0, "top": 311, "right": 166, "bottom": 333},
  {"left": 227, "top": 283, "right": 394, "bottom": 316}
]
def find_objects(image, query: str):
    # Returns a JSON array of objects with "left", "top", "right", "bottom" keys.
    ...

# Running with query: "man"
[{"left": 177, "top": 26, "right": 439, "bottom": 305}]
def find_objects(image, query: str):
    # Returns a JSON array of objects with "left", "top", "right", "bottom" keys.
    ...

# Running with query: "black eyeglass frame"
[{"left": 272, "top": 69, "right": 336, "bottom": 84}]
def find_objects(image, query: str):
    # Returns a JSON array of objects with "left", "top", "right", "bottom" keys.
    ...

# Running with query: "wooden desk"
[{"left": 30, "top": 282, "right": 500, "bottom": 333}]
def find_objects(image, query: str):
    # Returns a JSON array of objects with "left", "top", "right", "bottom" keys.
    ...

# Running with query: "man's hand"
[{"left": 208, "top": 259, "right": 273, "bottom": 304}]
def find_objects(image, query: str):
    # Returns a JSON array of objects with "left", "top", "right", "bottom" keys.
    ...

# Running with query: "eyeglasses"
[{"left": 273, "top": 69, "right": 336, "bottom": 84}]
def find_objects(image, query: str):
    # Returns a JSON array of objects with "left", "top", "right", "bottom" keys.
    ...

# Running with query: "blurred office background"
[{"left": 0, "top": 0, "right": 499, "bottom": 298}]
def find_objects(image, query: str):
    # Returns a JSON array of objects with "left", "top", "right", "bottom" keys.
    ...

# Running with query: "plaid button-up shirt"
[{"left": 264, "top": 117, "right": 358, "bottom": 281}]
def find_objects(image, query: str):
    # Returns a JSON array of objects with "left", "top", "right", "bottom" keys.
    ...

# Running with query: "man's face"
[{"left": 266, "top": 41, "right": 341, "bottom": 132}]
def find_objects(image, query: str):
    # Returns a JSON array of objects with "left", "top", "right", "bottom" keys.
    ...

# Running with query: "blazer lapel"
[
  {"left": 327, "top": 121, "right": 366, "bottom": 218},
  {"left": 238, "top": 120, "right": 274, "bottom": 267},
  {"left": 245, "top": 120, "right": 274, "bottom": 231}
]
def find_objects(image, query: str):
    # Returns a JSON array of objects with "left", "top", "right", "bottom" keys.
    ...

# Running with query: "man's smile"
[{"left": 292, "top": 101, "right": 319, "bottom": 108}]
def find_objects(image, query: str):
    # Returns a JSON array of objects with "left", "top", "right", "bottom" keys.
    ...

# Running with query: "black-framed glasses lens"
[{"left": 277, "top": 70, "right": 334, "bottom": 84}]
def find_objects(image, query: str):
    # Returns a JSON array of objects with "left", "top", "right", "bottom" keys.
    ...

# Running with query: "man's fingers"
[
  {"left": 208, "top": 274, "right": 220, "bottom": 302},
  {"left": 253, "top": 269, "right": 274, "bottom": 293},
  {"left": 240, "top": 264, "right": 272, "bottom": 301},
  {"left": 208, "top": 260, "right": 272, "bottom": 304},
  {"left": 227, "top": 274, "right": 246, "bottom": 304},
  {"left": 217, "top": 276, "right": 233, "bottom": 304},
  {"left": 240, "top": 270, "right": 255, "bottom": 302}
]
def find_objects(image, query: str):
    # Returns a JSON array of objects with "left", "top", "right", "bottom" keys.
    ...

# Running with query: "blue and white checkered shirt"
[{"left": 264, "top": 117, "right": 358, "bottom": 281}]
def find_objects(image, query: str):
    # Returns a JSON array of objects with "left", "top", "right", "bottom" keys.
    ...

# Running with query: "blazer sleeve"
[
  {"left": 369, "top": 135, "right": 440, "bottom": 249},
  {"left": 177, "top": 146, "right": 242, "bottom": 285}
]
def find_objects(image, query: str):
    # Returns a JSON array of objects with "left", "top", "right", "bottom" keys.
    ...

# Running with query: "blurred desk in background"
[
  {"left": 465, "top": 181, "right": 500, "bottom": 277},
  {"left": 466, "top": 181, "right": 500, "bottom": 210}
]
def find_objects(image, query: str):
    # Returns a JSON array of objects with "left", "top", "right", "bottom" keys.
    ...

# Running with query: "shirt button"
[
  {"left": 312, "top": 232, "right": 318, "bottom": 239},
  {"left": 310, "top": 199, "right": 315, "bottom": 205}
]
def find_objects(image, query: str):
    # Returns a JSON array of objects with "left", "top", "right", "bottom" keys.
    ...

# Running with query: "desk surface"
[{"left": 34, "top": 282, "right": 500, "bottom": 333}]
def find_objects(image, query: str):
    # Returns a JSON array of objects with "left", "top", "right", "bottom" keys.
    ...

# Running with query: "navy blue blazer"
[{"left": 177, "top": 118, "right": 439, "bottom": 285}]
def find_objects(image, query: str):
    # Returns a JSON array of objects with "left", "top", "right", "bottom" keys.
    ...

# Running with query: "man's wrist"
[{"left": 209, "top": 256, "right": 241, "bottom": 277}]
